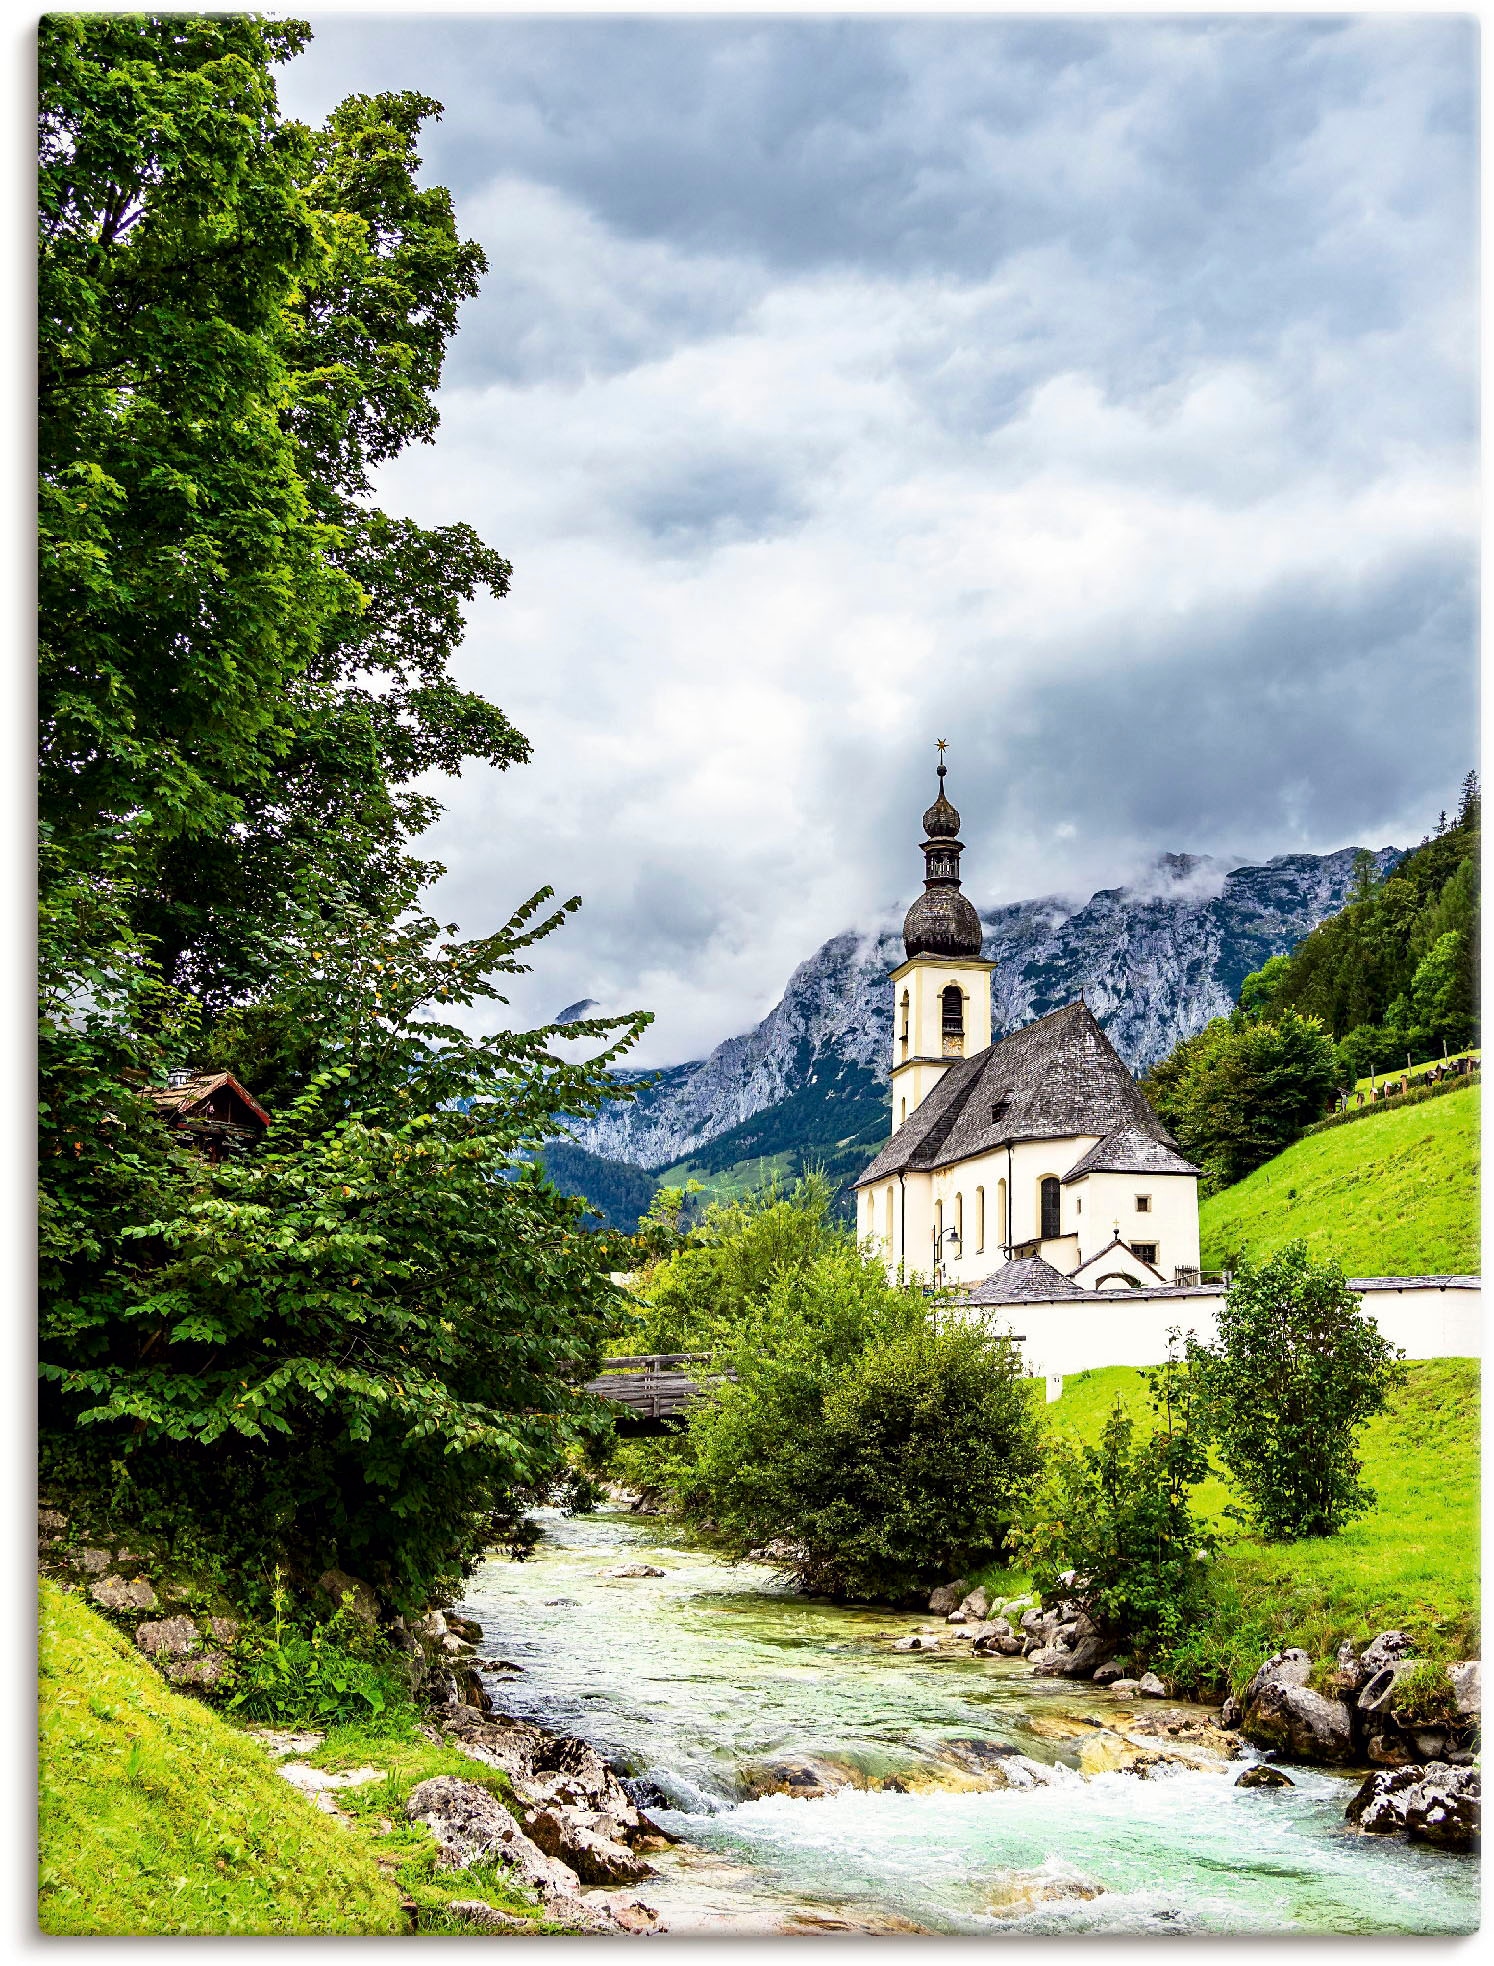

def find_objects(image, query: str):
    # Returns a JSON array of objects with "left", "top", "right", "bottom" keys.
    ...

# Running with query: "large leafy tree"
[{"left": 38, "top": 15, "right": 646, "bottom": 1606}]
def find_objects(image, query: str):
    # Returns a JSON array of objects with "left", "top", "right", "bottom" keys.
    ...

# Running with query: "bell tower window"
[
  {"left": 941, "top": 985, "right": 965, "bottom": 1057},
  {"left": 900, "top": 989, "right": 910, "bottom": 1060}
]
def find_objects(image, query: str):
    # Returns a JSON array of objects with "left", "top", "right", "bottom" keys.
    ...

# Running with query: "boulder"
[
  {"left": 37, "top": 1508, "right": 68, "bottom": 1533},
  {"left": 1333, "top": 1638, "right": 1364, "bottom": 1690},
  {"left": 892, "top": 1633, "right": 939, "bottom": 1652},
  {"left": 1242, "top": 1648, "right": 1312, "bottom": 1707},
  {"left": 135, "top": 1615, "right": 201, "bottom": 1661},
  {"left": 998, "top": 1596, "right": 1037, "bottom": 1622},
  {"left": 1027, "top": 1645, "right": 1070, "bottom": 1676},
  {"left": 446, "top": 1613, "right": 483, "bottom": 1643},
  {"left": 1358, "top": 1630, "right": 1414, "bottom": 1680},
  {"left": 739, "top": 1757, "right": 859, "bottom": 1801},
  {"left": 1235, "top": 1765, "right": 1293, "bottom": 1790},
  {"left": 1219, "top": 1695, "right": 1243, "bottom": 1729},
  {"left": 1108, "top": 1679, "right": 1140, "bottom": 1697},
  {"left": 1366, "top": 1731, "right": 1418, "bottom": 1768},
  {"left": 958, "top": 1587, "right": 992, "bottom": 1621},
  {"left": 209, "top": 1616, "right": 239, "bottom": 1644},
  {"left": 1245, "top": 1680, "right": 1355, "bottom": 1765},
  {"left": 945, "top": 1609, "right": 971, "bottom": 1625},
  {"left": 1092, "top": 1662, "right": 1125, "bottom": 1686},
  {"left": 413, "top": 1610, "right": 448, "bottom": 1642},
  {"left": 406, "top": 1776, "right": 580, "bottom": 1903},
  {"left": 76, "top": 1547, "right": 113, "bottom": 1576},
  {"left": 1136, "top": 1672, "right": 1168, "bottom": 1699},
  {"left": 442, "top": 1901, "right": 532, "bottom": 1933},
  {"left": 1404, "top": 1767, "right": 1480, "bottom": 1852},
  {"left": 523, "top": 1805, "right": 655, "bottom": 1885},
  {"left": 1447, "top": 1660, "right": 1481, "bottom": 1717},
  {"left": 1357, "top": 1661, "right": 1414, "bottom": 1716},
  {"left": 318, "top": 1567, "right": 380, "bottom": 1623},
  {"left": 927, "top": 1580, "right": 970, "bottom": 1617},
  {"left": 599, "top": 1564, "right": 666, "bottom": 1580},
  {"left": 972, "top": 1631, "right": 1024, "bottom": 1657},
  {"left": 90, "top": 1575, "right": 158, "bottom": 1613}
]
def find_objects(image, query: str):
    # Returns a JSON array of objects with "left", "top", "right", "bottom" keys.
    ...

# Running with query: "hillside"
[
  {"left": 38, "top": 1584, "right": 405, "bottom": 1936},
  {"left": 550, "top": 843, "right": 1399, "bottom": 1226},
  {"left": 1198, "top": 1080, "right": 1479, "bottom": 1276},
  {"left": 1002, "top": 1357, "right": 1479, "bottom": 1687}
]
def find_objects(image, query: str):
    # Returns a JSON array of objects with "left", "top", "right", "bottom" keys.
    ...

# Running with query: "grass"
[
  {"left": 974, "top": 1357, "right": 1479, "bottom": 1695},
  {"left": 657, "top": 1149, "right": 798, "bottom": 1203},
  {"left": 38, "top": 1581, "right": 405, "bottom": 1936},
  {"left": 1198, "top": 1080, "right": 1478, "bottom": 1276},
  {"left": 38, "top": 1583, "right": 580, "bottom": 1937},
  {"left": 1352, "top": 1047, "right": 1479, "bottom": 1094}
]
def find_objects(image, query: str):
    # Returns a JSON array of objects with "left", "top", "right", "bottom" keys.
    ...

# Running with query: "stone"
[
  {"left": 986, "top": 1860, "right": 1105, "bottom": 1916},
  {"left": 1091, "top": 1662, "right": 1125, "bottom": 1686},
  {"left": 1235, "top": 1765, "right": 1293, "bottom": 1789},
  {"left": 600, "top": 1897, "right": 665, "bottom": 1934},
  {"left": 1245, "top": 1681, "right": 1355, "bottom": 1765},
  {"left": 413, "top": 1610, "right": 447, "bottom": 1642},
  {"left": 1242, "top": 1648, "right": 1312, "bottom": 1707},
  {"left": 958, "top": 1587, "right": 992, "bottom": 1621},
  {"left": 209, "top": 1616, "right": 239, "bottom": 1644},
  {"left": 999, "top": 1596, "right": 1037, "bottom": 1621},
  {"left": 90, "top": 1575, "right": 158, "bottom": 1613},
  {"left": 523, "top": 1805, "right": 655, "bottom": 1884},
  {"left": 1447, "top": 1660, "right": 1481, "bottom": 1717},
  {"left": 446, "top": 1614, "right": 483, "bottom": 1643},
  {"left": 1219, "top": 1695, "right": 1243, "bottom": 1729},
  {"left": 247, "top": 1729, "right": 325, "bottom": 1758},
  {"left": 1346, "top": 1765, "right": 1423, "bottom": 1832},
  {"left": 76, "top": 1547, "right": 113, "bottom": 1576},
  {"left": 135, "top": 1615, "right": 201, "bottom": 1661},
  {"left": 945, "top": 1609, "right": 970, "bottom": 1625},
  {"left": 279, "top": 1762, "right": 387, "bottom": 1796},
  {"left": 1054, "top": 1627, "right": 1113, "bottom": 1680},
  {"left": 443, "top": 1901, "right": 532, "bottom": 1933},
  {"left": 164, "top": 1651, "right": 229, "bottom": 1689},
  {"left": 1108, "top": 1679, "right": 1141, "bottom": 1697},
  {"left": 37, "top": 1508, "right": 68, "bottom": 1532},
  {"left": 1358, "top": 1630, "right": 1414, "bottom": 1680},
  {"left": 1366, "top": 1732, "right": 1417, "bottom": 1768},
  {"left": 1357, "top": 1661, "right": 1415, "bottom": 1715},
  {"left": 892, "top": 1634, "right": 938, "bottom": 1652},
  {"left": 927, "top": 1580, "right": 970, "bottom": 1617},
  {"left": 739, "top": 1757, "right": 859, "bottom": 1801},
  {"left": 1027, "top": 1645, "right": 1070, "bottom": 1676},
  {"left": 1411, "top": 1765, "right": 1476, "bottom": 1841},
  {"left": 1334, "top": 1638, "right": 1363, "bottom": 1689},
  {"left": 1137, "top": 1672, "right": 1168, "bottom": 1699},
  {"left": 599, "top": 1564, "right": 666, "bottom": 1579},
  {"left": 318, "top": 1568, "right": 380, "bottom": 1622},
  {"left": 407, "top": 1776, "right": 581, "bottom": 1903}
]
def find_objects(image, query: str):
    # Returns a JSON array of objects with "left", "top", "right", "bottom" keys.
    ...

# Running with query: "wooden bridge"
[{"left": 585, "top": 1352, "right": 736, "bottom": 1430}]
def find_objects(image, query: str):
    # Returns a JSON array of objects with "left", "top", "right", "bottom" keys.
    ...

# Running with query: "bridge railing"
[{"left": 587, "top": 1352, "right": 736, "bottom": 1421}]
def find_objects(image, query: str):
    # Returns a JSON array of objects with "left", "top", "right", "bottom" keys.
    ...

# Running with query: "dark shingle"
[
  {"left": 857, "top": 1001, "right": 1179, "bottom": 1185},
  {"left": 1062, "top": 1123, "right": 1200, "bottom": 1182},
  {"left": 964, "top": 1256, "right": 1085, "bottom": 1303}
]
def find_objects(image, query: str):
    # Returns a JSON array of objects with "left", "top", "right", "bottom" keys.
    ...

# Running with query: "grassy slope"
[
  {"left": 977, "top": 1358, "right": 1479, "bottom": 1691},
  {"left": 38, "top": 1582, "right": 405, "bottom": 1936},
  {"left": 1198, "top": 1081, "right": 1479, "bottom": 1276},
  {"left": 38, "top": 1584, "right": 572, "bottom": 1938}
]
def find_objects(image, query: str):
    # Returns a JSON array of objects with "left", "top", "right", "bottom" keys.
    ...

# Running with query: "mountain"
[{"left": 549, "top": 845, "right": 1400, "bottom": 1226}]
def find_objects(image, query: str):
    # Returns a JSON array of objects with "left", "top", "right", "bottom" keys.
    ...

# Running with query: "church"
[{"left": 854, "top": 756, "right": 1202, "bottom": 1297}]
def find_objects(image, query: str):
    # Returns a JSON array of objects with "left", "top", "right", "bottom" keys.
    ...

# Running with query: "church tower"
[{"left": 889, "top": 748, "right": 995, "bottom": 1131}]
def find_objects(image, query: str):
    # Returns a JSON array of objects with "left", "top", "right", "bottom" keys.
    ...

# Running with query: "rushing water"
[{"left": 456, "top": 1512, "right": 1478, "bottom": 1936}]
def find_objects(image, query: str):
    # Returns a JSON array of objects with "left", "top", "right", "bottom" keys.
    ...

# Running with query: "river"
[{"left": 455, "top": 1511, "right": 1477, "bottom": 1936}]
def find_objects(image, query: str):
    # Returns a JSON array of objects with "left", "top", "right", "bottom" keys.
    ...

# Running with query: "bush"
[
  {"left": 1189, "top": 1241, "right": 1404, "bottom": 1539},
  {"left": 1014, "top": 1356, "right": 1214, "bottom": 1649},
  {"left": 222, "top": 1587, "right": 413, "bottom": 1728}
]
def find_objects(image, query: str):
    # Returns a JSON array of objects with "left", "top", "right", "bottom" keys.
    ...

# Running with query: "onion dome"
[{"left": 903, "top": 748, "right": 984, "bottom": 960}]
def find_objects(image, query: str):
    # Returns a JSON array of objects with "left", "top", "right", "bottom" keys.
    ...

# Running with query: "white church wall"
[
  {"left": 962, "top": 1278, "right": 1482, "bottom": 1377},
  {"left": 1068, "top": 1169, "right": 1201, "bottom": 1278}
]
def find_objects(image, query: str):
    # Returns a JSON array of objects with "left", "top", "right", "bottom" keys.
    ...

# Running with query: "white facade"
[{"left": 888, "top": 952, "right": 996, "bottom": 1134}]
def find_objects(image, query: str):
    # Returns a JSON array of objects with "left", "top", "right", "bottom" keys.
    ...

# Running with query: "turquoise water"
[{"left": 457, "top": 1512, "right": 1479, "bottom": 1936}]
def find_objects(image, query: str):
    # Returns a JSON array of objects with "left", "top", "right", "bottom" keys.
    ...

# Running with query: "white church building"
[{"left": 855, "top": 759, "right": 1203, "bottom": 1297}]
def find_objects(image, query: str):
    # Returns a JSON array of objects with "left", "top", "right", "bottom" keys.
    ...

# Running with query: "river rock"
[
  {"left": 972, "top": 1630, "right": 1025, "bottom": 1656},
  {"left": 1358, "top": 1630, "right": 1414, "bottom": 1680},
  {"left": 600, "top": 1564, "right": 666, "bottom": 1579},
  {"left": 893, "top": 1634, "right": 939, "bottom": 1652},
  {"left": 957, "top": 1587, "right": 992, "bottom": 1621},
  {"left": 939, "top": 1739, "right": 1071, "bottom": 1790},
  {"left": 1092, "top": 1662, "right": 1125, "bottom": 1686},
  {"left": 1242, "top": 1648, "right": 1312, "bottom": 1707},
  {"left": 90, "top": 1575, "right": 159, "bottom": 1613},
  {"left": 76, "top": 1546, "right": 114, "bottom": 1576},
  {"left": 442, "top": 1900, "right": 533, "bottom": 1932},
  {"left": 1235, "top": 1765, "right": 1293, "bottom": 1789},
  {"left": 1136, "top": 1672, "right": 1168, "bottom": 1699},
  {"left": 987, "top": 1859, "right": 1105, "bottom": 1916},
  {"left": 1220, "top": 1695, "right": 1243, "bottom": 1729},
  {"left": 135, "top": 1615, "right": 200, "bottom": 1661},
  {"left": 1108, "top": 1679, "right": 1140, "bottom": 1697},
  {"left": 1447, "top": 1660, "right": 1480, "bottom": 1717},
  {"left": 1245, "top": 1680, "right": 1355, "bottom": 1765},
  {"left": 318, "top": 1567, "right": 380, "bottom": 1622},
  {"left": 523, "top": 1804, "right": 655, "bottom": 1884},
  {"left": 927, "top": 1580, "right": 970, "bottom": 1617},
  {"left": 1027, "top": 1644, "right": 1071, "bottom": 1676},
  {"left": 446, "top": 1614, "right": 483, "bottom": 1644},
  {"left": 1347, "top": 1762, "right": 1480, "bottom": 1850},
  {"left": 1357, "top": 1661, "right": 1414, "bottom": 1716},
  {"left": 739, "top": 1756, "right": 859, "bottom": 1800},
  {"left": 407, "top": 1776, "right": 580, "bottom": 1902}
]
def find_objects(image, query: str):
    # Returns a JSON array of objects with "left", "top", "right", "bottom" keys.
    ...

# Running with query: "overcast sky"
[{"left": 280, "top": 13, "right": 1477, "bottom": 1068}]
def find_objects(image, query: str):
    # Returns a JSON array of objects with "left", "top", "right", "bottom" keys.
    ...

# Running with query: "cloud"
[{"left": 274, "top": 15, "right": 1477, "bottom": 1067}]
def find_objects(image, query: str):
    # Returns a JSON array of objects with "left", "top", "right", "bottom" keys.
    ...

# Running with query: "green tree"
[
  {"left": 1014, "top": 1354, "right": 1214, "bottom": 1649},
  {"left": 1236, "top": 953, "right": 1291, "bottom": 1022},
  {"left": 1188, "top": 1242, "right": 1404, "bottom": 1540},
  {"left": 1142, "top": 1008, "right": 1339, "bottom": 1188}
]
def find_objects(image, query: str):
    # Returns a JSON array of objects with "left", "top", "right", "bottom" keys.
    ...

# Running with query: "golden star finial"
[{"left": 936, "top": 738, "right": 947, "bottom": 756}]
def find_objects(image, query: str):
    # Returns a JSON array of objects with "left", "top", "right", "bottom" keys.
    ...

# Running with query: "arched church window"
[
  {"left": 1040, "top": 1176, "right": 1061, "bottom": 1242},
  {"left": 975, "top": 1185, "right": 985, "bottom": 1253},
  {"left": 899, "top": 990, "right": 910, "bottom": 1060}
]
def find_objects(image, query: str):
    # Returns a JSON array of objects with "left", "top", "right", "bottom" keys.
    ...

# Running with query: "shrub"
[
  {"left": 222, "top": 1586, "right": 413, "bottom": 1728},
  {"left": 1189, "top": 1241, "right": 1404, "bottom": 1540},
  {"left": 1014, "top": 1355, "right": 1214, "bottom": 1648}
]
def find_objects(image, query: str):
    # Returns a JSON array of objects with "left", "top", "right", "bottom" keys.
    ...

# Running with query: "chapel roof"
[
  {"left": 1071, "top": 1235, "right": 1167, "bottom": 1287},
  {"left": 964, "top": 1256, "right": 1085, "bottom": 1303},
  {"left": 856, "top": 999, "right": 1181, "bottom": 1186},
  {"left": 1062, "top": 1121, "right": 1201, "bottom": 1182}
]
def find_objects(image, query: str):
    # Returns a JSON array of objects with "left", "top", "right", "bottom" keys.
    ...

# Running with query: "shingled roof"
[
  {"left": 856, "top": 1000, "right": 1182, "bottom": 1186},
  {"left": 964, "top": 1256, "right": 1084, "bottom": 1303},
  {"left": 1062, "top": 1122, "right": 1200, "bottom": 1182}
]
